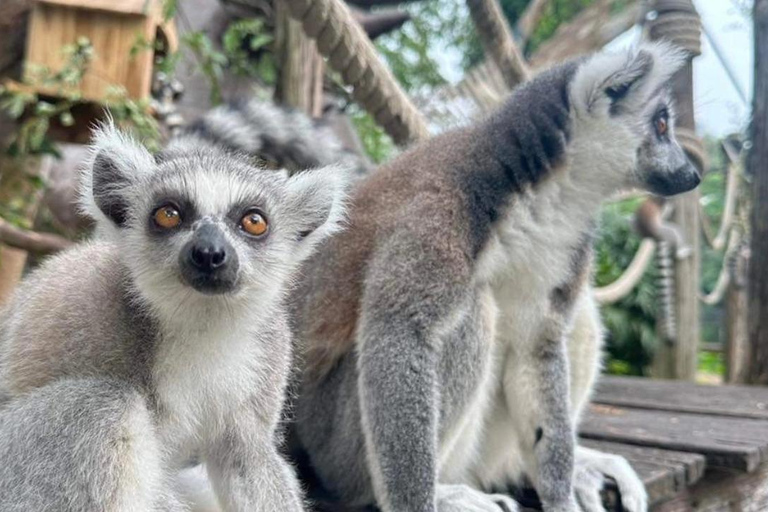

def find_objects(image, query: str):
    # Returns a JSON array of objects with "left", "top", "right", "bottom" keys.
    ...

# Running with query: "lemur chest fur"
[{"left": 152, "top": 314, "right": 264, "bottom": 463}]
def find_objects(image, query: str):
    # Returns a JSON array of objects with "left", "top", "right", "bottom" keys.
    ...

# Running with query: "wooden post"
[
  {"left": 648, "top": 0, "right": 703, "bottom": 381},
  {"left": 274, "top": 1, "right": 324, "bottom": 117},
  {"left": 726, "top": 243, "right": 749, "bottom": 383},
  {"left": 745, "top": 0, "right": 768, "bottom": 385},
  {"left": 0, "top": 155, "right": 51, "bottom": 306}
]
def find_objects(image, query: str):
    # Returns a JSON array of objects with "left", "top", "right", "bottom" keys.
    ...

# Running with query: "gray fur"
[
  {"left": 0, "top": 124, "right": 348, "bottom": 511},
  {"left": 290, "top": 42, "right": 697, "bottom": 512}
]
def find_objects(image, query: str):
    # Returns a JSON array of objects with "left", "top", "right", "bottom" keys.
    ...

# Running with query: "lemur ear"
[
  {"left": 602, "top": 50, "right": 653, "bottom": 106},
  {"left": 282, "top": 164, "right": 350, "bottom": 261},
  {"left": 80, "top": 123, "right": 155, "bottom": 228}
]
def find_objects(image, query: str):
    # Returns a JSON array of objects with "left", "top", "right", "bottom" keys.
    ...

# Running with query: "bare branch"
[{"left": 0, "top": 217, "right": 73, "bottom": 254}]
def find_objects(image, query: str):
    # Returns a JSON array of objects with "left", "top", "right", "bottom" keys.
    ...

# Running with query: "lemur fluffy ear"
[
  {"left": 282, "top": 164, "right": 350, "bottom": 262},
  {"left": 571, "top": 42, "right": 687, "bottom": 115},
  {"left": 79, "top": 122, "right": 155, "bottom": 228}
]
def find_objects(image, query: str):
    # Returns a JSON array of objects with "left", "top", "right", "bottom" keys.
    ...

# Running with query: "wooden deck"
[
  {"left": 312, "top": 376, "right": 768, "bottom": 511},
  {"left": 583, "top": 376, "right": 768, "bottom": 511}
]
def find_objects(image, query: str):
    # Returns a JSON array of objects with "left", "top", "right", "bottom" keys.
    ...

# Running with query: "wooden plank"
[
  {"left": 580, "top": 440, "right": 706, "bottom": 505},
  {"left": 581, "top": 404, "right": 768, "bottom": 472},
  {"left": 593, "top": 376, "right": 768, "bottom": 420},
  {"left": 654, "top": 466, "right": 768, "bottom": 512}
]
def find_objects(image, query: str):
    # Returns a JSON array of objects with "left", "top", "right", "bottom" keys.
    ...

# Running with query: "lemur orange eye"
[
  {"left": 656, "top": 116, "right": 668, "bottom": 136},
  {"left": 241, "top": 210, "right": 268, "bottom": 237},
  {"left": 153, "top": 205, "right": 181, "bottom": 229}
]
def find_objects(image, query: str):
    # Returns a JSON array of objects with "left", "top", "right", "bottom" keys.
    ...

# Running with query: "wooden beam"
[
  {"left": 0, "top": 217, "right": 72, "bottom": 254},
  {"left": 648, "top": 0, "right": 702, "bottom": 381},
  {"left": 746, "top": 0, "right": 768, "bottom": 385}
]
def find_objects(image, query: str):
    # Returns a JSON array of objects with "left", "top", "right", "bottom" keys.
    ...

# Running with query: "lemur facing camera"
[
  {"left": 0, "top": 125, "right": 347, "bottom": 511},
  {"left": 290, "top": 42, "right": 698, "bottom": 512}
]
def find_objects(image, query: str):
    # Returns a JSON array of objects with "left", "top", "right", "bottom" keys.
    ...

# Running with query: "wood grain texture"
[
  {"left": 593, "top": 376, "right": 768, "bottom": 420},
  {"left": 747, "top": 0, "right": 768, "bottom": 385},
  {"left": 24, "top": 3, "right": 155, "bottom": 101},
  {"left": 653, "top": 465, "right": 768, "bottom": 512},
  {"left": 581, "top": 404, "right": 768, "bottom": 472}
]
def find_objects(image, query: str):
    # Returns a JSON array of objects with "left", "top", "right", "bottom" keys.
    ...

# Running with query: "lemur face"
[
  {"left": 633, "top": 92, "right": 700, "bottom": 196},
  {"left": 569, "top": 42, "right": 700, "bottom": 197},
  {"left": 83, "top": 125, "right": 347, "bottom": 306}
]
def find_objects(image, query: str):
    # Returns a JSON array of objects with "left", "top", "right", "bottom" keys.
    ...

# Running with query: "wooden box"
[{"left": 23, "top": 0, "right": 177, "bottom": 102}]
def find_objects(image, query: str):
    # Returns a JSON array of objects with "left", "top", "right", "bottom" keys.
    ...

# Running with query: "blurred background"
[{"left": 0, "top": 0, "right": 758, "bottom": 384}]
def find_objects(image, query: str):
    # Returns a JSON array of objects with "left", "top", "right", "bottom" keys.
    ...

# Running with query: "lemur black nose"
[{"left": 190, "top": 243, "right": 227, "bottom": 272}]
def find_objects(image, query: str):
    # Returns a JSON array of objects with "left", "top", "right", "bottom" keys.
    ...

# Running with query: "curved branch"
[
  {"left": 0, "top": 217, "right": 73, "bottom": 254},
  {"left": 594, "top": 238, "right": 656, "bottom": 304},
  {"left": 701, "top": 162, "right": 741, "bottom": 251},
  {"left": 466, "top": 0, "right": 530, "bottom": 89}
]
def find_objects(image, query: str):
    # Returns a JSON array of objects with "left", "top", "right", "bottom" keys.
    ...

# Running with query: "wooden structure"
[
  {"left": 23, "top": 0, "right": 177, "bottom": 102},
  {"left": 583, "top": 377, "right": 768, "bottom": 511}
]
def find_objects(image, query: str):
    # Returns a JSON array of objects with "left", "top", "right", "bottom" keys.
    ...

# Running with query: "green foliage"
[
  {"left": 183, "top": 18, "right": 276, "bottom": 105},
  {"left": 526, "top": 0, "right": 597, "bottom": 54},
  {"left": 0, "top": 38, "right": 159, "bottom": 158},
  {"left": 223, "top": 18, "right": 276, "bottom": 82},
  {"left": 699, "top": 350, "right": 725, "bottom": 377},
  {"left": 375, "top": 2, "right": 470, "bottom": 91},
  {"left": 183, "top": 31, "right": 229, "bottom": 105},
  {"left": 595, "top": 199, "right": 660, "bottom": 375},
  {"left": 349, "top": 107, "right": 396, "bottom": 164}
]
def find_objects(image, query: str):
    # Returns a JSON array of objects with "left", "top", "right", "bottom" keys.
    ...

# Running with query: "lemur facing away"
[
  {"left": 0, "top": 125, "right": 348, "bottom": 511},
  {"left": 290, "top": 42, "right": 698, "bottom": 512}
]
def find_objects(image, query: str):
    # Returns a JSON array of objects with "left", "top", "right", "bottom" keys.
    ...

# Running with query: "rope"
[
  {"left": 700, "top": 161, "right": 741, "bottom": 251},
  {"left": 700, "top": 229, "right": 743, "bottom": 305},
  {"left": 594, "top": 238, "right": 657, "bottom": 304},
  {"left": 647, "top": 0, "right": 702, "bottom": 57},
  {"left": 465, "top": 0, "right": 530, "bottom": 89},
  {"left": 280, "top": 0, "right": 429, "bottom": 145}
]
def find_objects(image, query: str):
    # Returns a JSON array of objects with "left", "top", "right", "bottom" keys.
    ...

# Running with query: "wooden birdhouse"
[{"left": 23, "top": 0, "right": 178, "bottom": 103}]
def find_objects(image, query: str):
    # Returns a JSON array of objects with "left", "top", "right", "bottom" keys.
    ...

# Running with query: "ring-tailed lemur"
[
  {"left": 0, "top": 124, "right": 348, "bottom": 511},
  {"left": 289, "top": 42, "right": 698, "bottom": 512}
]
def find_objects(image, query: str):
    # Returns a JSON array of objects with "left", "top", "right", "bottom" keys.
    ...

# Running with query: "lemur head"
[
  {"left": 568, "top": 42, "right": 700, "bottom": 196},
  {"left": 80, "top": 125, "right": 347, "bottom": 311}
]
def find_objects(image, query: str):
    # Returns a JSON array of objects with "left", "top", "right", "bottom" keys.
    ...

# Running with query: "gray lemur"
[
  {"left": 290, "top": 42, "right": 698, "bottom": 512},
  {"left": 0, "top": 124, "right": 347, "bottom": 511}
]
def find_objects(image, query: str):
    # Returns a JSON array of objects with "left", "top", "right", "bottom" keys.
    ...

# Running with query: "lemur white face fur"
[
  {"left": 82, "top": 124, "right": 347, "bottom": 317},
  {"left": 568, "top": 42, "right": 699, "bottom": 197}
]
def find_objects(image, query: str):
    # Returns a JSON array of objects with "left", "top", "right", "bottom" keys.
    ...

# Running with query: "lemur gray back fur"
[
  {"left": 289, "top": 42, "right": 697, "bottom": 512},
  {"left": 168, "top": 98, "right": 367, "bottom": 175},
  {"left": 0, "top": 123, "right": 348, "bottom": 512}
]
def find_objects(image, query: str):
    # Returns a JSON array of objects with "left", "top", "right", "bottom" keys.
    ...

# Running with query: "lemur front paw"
[
  {"left": 436, "top": 484, "right": 519, "bottom": 512},
  {"left": 574, "top": 446, "right": 648, "bottom": 512}
]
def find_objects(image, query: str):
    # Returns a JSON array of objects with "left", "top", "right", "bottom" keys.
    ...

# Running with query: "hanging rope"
[
  {"left": 700, "top": 227, "right": 742, "bottom": 306},
  {"left": 280, "top": 0, "right": 429, "bottom": 146},
  {"left": 594, "top": 238, "right": 657, "bottom": 304},
  {"left": 701, "top": 160, "right": 742, "bottom": 251}
]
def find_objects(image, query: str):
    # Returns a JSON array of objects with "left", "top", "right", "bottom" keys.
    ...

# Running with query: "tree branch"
[
  {"left": 516, "top": 0, "right": 549, "bottom": 44},
  {"left": 466, "top": 0, "right": 530, "bottom": 89},
  {"left": 0, "top": 217, "right": 73, "bottom": 254}
]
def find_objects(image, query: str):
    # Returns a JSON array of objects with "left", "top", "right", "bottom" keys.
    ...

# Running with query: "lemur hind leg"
[
  {"left": 573, "top": 446, "right": 647, "bottom": 512},
  {"left": 0, "top": 378, "right": 182, "bottom": 512}
]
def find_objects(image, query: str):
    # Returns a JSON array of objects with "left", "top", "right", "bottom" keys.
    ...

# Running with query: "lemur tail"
[{"left": 168, "top": 99, "right": 368, "bottom": 175}]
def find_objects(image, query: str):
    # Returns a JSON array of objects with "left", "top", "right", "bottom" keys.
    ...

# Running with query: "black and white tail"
[{"left": 168, "top": 99, "right": 367, "bottom": 175}]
